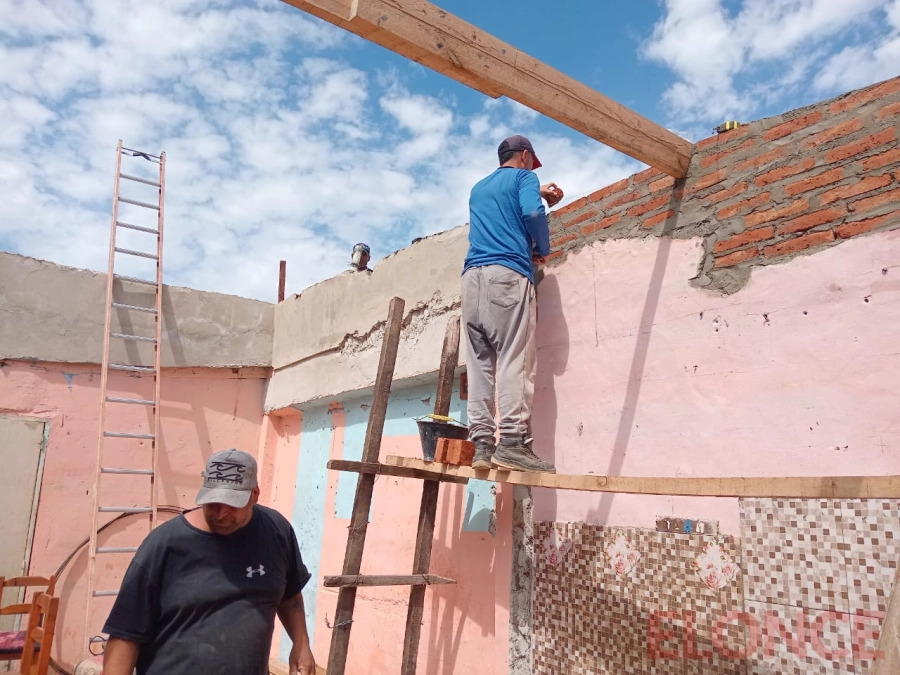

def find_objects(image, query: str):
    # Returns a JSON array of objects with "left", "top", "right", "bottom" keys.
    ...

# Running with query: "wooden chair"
[
  {"left": 0, "top": 576, "right": 57, "bottom": 662},
  {"left": 12, "top": 594, "right": 58, "bottom": 675}
]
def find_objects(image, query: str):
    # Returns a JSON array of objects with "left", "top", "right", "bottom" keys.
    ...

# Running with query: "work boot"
[
  {"left": 471, "top": 441, "right": 496, "bottom": 470},
  {"left": 491, "top": 439, "right": 556, "bottom": 474}
]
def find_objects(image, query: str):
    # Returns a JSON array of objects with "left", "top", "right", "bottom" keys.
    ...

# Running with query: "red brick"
[
  {"left": 546, "top": 250, "right": 564, "bottom": 261},
  {"left": 633, "top": 167, "right": 663, "bottom": 184},
  {"left": 877, "top": 101, "right": 900, "bottom": 119},
  {"left": 783, "top": 168, "right": 844, "bottom": 197},
  {"left": 706, "top": 182, "right": 748, "bottom": 205},
  {"left": 606, "top": 189, "right": 645, "bottom": 209},
  {"left": 862, "top": 148, "right": 900, "bottom": 171},
  {"left": 701, "top": 139, "right": 754, "bottom": 168},
  {"left": 836, "top": 214, "right": 896, "bottom": 239},
  {"left": 821, "top": 175, "right": 894, "bottom": 205},
  {"left": 439, "top": 438, "right": 475, "bottom": 466},
  {"left": 804, "top": 118, "right": 864, "bottom": 148},
  {"left": 551, "top": 233, "right": 578, "bottom": 248},
  {"left": 714, "top": 226, "right": 775, "bottom": 253},
  {"left": 734, "top": 146, "right": 787, "bottom": 173},
  {"left": 825, "top": 128, "right": 897, "bottom": 163},
  {"left": 715, "top": 247, "right": 759, "bottom": 268},
  {"left": 554, "top": 196, "right": 589, "bottom": 216},
  {"left": 763, "top": 110, "right": 824, "bottom": 142},
  {"left": 642, "top": 209, "right": 676, "bottom": 228},
  {"left": 564, "top": 209, "right": 599, "bottom": 229},
  {"left": 745, "top": 198, "right": 810, "bottom": 228},
  {"left": 830, "top": 79, "right": 900, "bottom": 114},
  {"left": 587, "top": 178, "right": 630, "bottom": 204},
  {"left": 764, "top": 230, "right": 835, "bottom": 258},
  {"left": 628, "top": 194, "right": 670, "bottom": 218},
  {"left": 688, "top": 169, "right": 728, "bottom": 193},
  {"left": 435, "top": 437, "right": 450, "bottom": 463},
  {"left": 717, "top": 193, "right": 771, "bottom": 220},
  {"left": 582, "top": 213, "right": 622, "bottom": 236},
  {"left": 650, "top": 175, "right": 677, "bottom": 193},
  {"left": 777, "top": 206, "right": 846, "bottom": 235},
  {"left": 851, "top": 188, "right": 900, "bottom": 214},
  {"left": 754, "top": 158, "right": 816, "bottom": 188},
  {"left": 696, "top": 125, "right": 751, "bottom": 150}
]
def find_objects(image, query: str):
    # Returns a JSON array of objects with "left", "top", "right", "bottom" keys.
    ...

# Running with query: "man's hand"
[
  {"left": 532, "top": 253, "right": 548, "bottom": 265},
  {"left": 288, "top": 641, "right": 317, "bottom": 674},
  {"left": 540, "top": 182, "right": 564, "bottom": 207}
]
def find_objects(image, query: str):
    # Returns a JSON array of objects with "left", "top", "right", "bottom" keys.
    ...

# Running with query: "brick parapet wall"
[{"left": 547, "top": 77, "right": 900, "bottom": 293}]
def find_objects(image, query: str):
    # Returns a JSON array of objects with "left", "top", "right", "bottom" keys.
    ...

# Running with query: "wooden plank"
[
  {"left": 326, "top": 459, "right": 469, "bottom": 484},
  {"left": 279, "top": 0, "right": 693, "bottom": 177},
  {"left": 872, "top": 563, "right": 900, "bottom": 674},
  {"left": 324, "top": 574, "right": 455, "bottom": 588},
  {"left": 326, "top": 297, "right": 405, "bottom": 675},
  {"left": 383, "top": 456, "right": 900, "bottom": 498},
  {"left": 400, "top": 316, "right": 460, "bottom": 675}
]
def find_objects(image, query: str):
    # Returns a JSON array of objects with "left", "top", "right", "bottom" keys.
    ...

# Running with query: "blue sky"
[{"left": 1, "top": 0, "right": 898, "bottom": 301}]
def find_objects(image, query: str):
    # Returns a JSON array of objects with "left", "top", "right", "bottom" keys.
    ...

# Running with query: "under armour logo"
[{"left": 247, "top": 565, "right": 265, "bottom": 578}]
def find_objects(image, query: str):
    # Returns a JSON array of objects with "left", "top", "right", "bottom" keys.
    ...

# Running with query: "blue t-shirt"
[{"left": 463, "top": 167, "right": 550, "bottom": 283}]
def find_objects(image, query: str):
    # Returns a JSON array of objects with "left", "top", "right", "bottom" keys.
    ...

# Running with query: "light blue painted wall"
[
  {"left": 334, "top": 378, "right": 496, "bottom": 533},
  {"left": 281, "top": 403, "right": 332, "bottom": 659}
]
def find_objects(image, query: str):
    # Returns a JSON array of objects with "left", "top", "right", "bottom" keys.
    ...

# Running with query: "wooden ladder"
[
  {"left": 83, "top": 140, "right": 166, "bottom": 655},
  {"left": 324, "top": 297, "right": 467, "bottom": 675}
]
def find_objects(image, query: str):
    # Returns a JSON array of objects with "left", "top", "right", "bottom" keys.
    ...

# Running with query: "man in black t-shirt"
[{"left": 102, "top": 449, "right": 316, "bottom": 675}]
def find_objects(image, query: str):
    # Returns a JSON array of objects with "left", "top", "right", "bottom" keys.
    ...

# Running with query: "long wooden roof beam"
[{"left": 281, "top": 0, "right": 694, "bottom": 178}]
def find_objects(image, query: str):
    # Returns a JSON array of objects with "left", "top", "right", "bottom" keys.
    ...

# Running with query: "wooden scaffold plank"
[
  {"left": 324, "top": 574, "right": 456, "bottom": 588},
  {"left": 382, "top": 457, "right": 900, "bottom": 499}
]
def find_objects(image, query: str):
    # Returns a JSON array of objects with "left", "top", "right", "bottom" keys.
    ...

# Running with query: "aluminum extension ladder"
[{"left": 83, "top": 140, "right": 166, "bottom": 655}]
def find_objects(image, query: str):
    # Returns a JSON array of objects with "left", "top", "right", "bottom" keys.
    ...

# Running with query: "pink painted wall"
[
  {"left": 306, "top": 408, "right": 511, "bottom": 675},
  {"left": 532, "top": 229, "right": 900, "bottom": 534},
  {"left": 0, "top": 360, "right": 268, "bottom": 670}
]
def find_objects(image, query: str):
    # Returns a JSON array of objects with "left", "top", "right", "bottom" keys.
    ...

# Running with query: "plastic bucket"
[{"left": 416, "top": 419, "right": 469, "bottom": 461}]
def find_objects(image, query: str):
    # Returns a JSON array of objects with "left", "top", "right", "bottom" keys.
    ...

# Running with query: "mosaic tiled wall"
[{"left": 532, "top": 499, "right": 899, "bottom": 675}]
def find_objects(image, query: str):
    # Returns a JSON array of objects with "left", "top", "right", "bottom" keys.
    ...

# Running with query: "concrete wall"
[
  {"left": 533, "top": 76, "right": 900, "bottom": 531},
  {"left": 263, "top": 77, "right": 900, "bottom": 675},
  {"left": 0, "top": 252, "right": 274, "bottom": 367},
  {"left": 266, "top": 227, "right": 468, "bottom": 410},
  {"left": 271, "top": 380, "right": 511, "bottom": 674},
  {"left": 525, "top": 77, "right": 900, "bottom": 674},
  {"left": 0, "top": 359, "right": 269, "bottom": 670}
]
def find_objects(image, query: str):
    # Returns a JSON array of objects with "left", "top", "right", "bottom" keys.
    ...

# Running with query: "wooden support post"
[
  {"left": 278, "top": 260, "right": 286, "bottom": 303},
  {"left": 326, "top": 297, "right": 405, "bottom": 675},
  {"left": 400, "top": 315, "right": 460, "bottom": 675},
  {"left": 280, "top": 0, "right": 693, "bottom": 177}
]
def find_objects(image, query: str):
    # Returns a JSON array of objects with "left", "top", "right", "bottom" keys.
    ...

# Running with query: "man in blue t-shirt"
[{"left": 462, "top": 135, "right": 564, "bottom": 473}]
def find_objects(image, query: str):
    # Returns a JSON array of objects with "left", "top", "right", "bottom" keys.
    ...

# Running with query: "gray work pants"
[{"left": 461, "top": 265, "right": 536, "bottom": 445}]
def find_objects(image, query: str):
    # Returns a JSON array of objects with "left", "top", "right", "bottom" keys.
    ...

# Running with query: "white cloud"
[
  {"left": 814, "top": 0, "right": 900, "bottom": 92},
  {"left": 644, "top": 0, "right": 891, "bottom": 124},
  {"left": 0, "top": 0, "right": 640, "bottom": 302}
]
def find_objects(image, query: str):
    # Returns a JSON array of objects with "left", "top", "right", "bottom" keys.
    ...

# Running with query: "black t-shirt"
[{"left": 103, "top": 505, "right": 311, "bottom": 675}]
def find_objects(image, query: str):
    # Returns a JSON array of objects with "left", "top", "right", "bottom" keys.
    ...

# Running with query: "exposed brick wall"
[{"left": 547, "top": 77, "right": 900, "bottom": 293}]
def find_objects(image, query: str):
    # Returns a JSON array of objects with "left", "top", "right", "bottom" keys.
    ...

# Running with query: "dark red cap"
[{"left": 498, "top": 135, "right": 542, "bottom": 169}]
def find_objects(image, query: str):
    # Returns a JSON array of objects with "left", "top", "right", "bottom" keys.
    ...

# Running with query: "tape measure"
[{"left": 715, "top": 121, "right": 742, "bottom": 134}]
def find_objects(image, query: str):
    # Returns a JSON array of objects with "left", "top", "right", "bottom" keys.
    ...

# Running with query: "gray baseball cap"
[{"left": 196, "top": 449, "right": 258, "bottom": 508}]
